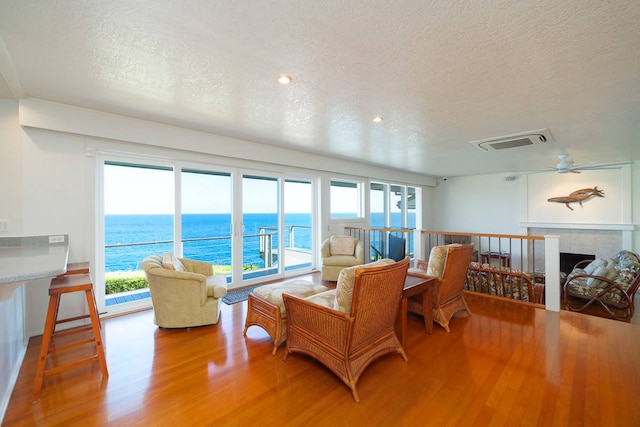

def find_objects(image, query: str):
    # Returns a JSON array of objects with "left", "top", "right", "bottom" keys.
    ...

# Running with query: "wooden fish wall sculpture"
[{"left": 547, "top": 187, "right": 604, "bottom": 210}]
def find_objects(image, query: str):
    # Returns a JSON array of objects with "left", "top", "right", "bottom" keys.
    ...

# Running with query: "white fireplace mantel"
[{"left": 519, "top": 222, "right": 635, "bottom": 231}]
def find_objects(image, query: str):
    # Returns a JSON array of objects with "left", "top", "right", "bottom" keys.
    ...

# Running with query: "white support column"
[
  {"left": 544, "top": 235, "right": 560, "bottom": 312},
  {"left": 413, "top": 229, "right": 423, "bottom": 266}
]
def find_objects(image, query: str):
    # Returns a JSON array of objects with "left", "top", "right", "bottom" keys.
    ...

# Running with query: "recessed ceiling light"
[
  {"left": 277, "top": 74, "right": 292, "bottom": 85},
  {"left": 372, "top": 116, "right": 384, "bottom": 123}
]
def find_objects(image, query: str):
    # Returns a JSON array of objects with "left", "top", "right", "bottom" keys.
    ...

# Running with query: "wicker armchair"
[
  {"left": 407, "top": 244, "right": 474, "bottom": 332},
  {"left": 563, "top": 250, "right": 640, "bottom": 321},
  {"left": 283, "top": 257, "right": 410, "bottom": 402}
]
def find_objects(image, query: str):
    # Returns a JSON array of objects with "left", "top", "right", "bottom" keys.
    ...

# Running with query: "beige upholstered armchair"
[
  {"left": 320, "top": 236, "right": 365, "bottom": 281},
  {"left": 141, "top": 254, "right": 228, "bottom": 328}
]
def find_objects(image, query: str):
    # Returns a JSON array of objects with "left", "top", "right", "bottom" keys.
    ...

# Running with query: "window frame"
[{"left": 329, "top": 178, "right": 365, "bottom": 220}]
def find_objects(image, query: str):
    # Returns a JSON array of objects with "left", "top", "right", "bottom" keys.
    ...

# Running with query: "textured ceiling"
[{"left": 1, "top": 0, "right": 639, "bottom": 177}]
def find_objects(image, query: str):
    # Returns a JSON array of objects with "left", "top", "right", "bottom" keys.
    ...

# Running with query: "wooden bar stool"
[
  {"left": 61, "top": 261, "right": 90, "bottom": 276},
  {"left": 32, "top": 266, "right": 108, "bottom": 401}
]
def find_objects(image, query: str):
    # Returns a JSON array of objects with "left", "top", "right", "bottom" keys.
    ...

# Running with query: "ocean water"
[
  {"left": 105, "top": 213, "right": 311, "bottom": 272},
  {"left": 105, "top": 212, "right": 413, "bottom": 272}
]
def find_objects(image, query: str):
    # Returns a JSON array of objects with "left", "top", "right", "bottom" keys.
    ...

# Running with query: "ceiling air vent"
[{"left": 470, "top": 128, "right": 553, "bottom": 152}]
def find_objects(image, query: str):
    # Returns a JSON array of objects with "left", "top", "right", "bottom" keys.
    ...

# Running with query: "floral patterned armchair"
[{"left": 563, "top": 250, "right": 640, "bottom": 321}]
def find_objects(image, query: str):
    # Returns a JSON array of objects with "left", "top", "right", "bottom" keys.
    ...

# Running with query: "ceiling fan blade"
[
  {"left": 513, "top": 156, "right": 632, "bottom": 176},
  {"left": 570, "top": 161, "right": 596, "bottom": 169},
  {"left": 573, "top": 161, "right": 633, "bottom": 171},
  {"left": 512, "top": 168, "right": 556, "bottom": 176}
]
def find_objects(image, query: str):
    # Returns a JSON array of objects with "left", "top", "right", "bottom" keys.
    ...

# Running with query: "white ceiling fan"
[{"left": 525, "top": 154, "right": 632, "bottom": 174}]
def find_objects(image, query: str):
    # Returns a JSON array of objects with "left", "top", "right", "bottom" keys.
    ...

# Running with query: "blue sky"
[{"left": 104, "top": 164, "right": 316, "bottom": 215}]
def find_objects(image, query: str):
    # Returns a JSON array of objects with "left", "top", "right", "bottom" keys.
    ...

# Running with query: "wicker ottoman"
[{"left": 243, "top": 280, "right": 330, "bottom": 355}]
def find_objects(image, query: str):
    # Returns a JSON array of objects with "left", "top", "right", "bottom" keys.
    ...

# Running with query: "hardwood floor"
[{"left": 5, "top": 275, "right": 640, "bottom": 426}]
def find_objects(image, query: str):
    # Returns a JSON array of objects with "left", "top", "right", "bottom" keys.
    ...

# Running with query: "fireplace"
[
  {"left": 560, "top": 252, "right": 595, "bottom": 275},
  {"left": 525, "top": 224, "right": 626, "bottom": 272}
]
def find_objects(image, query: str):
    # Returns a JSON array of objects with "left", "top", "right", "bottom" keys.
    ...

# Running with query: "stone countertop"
[{"left": 0, "top": 235, "right": 69, "bottom": 300}]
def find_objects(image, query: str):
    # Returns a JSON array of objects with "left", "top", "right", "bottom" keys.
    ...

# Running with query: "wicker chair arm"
[
  {"left": 283, "top": 294, "right": 351, "bottom": 349},
  {"left": 572, "top": 259, "right": 594, "bottom": 270}
]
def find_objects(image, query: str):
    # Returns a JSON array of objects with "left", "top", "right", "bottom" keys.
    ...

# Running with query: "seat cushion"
[
  {"left": 330, "top": 236, "right": 355, "bottom": 255},
  {"left": 335, "top": 258, "right": 395, "bottom": 314},
  {"left": 586, "top": 266, "right": 618, "bottom": 289},
  {"left": 566, "top": 251, "right": 640, "bottom": 304},
  {"left": 253, "top": 280, "right": 330, "bottom": 315},
  {"left": 303, "top": 289, "right": 337, "bottom": 309},
  {"left": 322, "top": 254, "right": 360, "bottom": 266},
  {"left": 426, "top": 244, "right": 461, "bottom": 278}
]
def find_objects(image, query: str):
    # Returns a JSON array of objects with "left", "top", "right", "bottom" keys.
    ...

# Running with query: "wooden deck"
[{"left": 4, "top": 273, "right": 640, "bottom": 426}]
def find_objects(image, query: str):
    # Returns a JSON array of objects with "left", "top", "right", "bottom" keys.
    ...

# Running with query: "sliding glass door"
[
  {"left": 284, "top": 179, "right": 314, "bottom": 272},
  {"left": 101, "top": 160, "right": 174, "bottom": 310},
  {"left": 242, "top": 174, "right": 280, "bottom": 281},
  {"left": 99, "top": 155, "right": 320, "bottom": 314},
  {"left": 181, "top": 168, "right": 233, "bottom": 281}
]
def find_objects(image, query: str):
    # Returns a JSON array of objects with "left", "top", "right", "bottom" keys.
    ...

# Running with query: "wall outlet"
[
  {"left": 0, "top": 220, "right": 8, "bottom": 232},
  {"left": 49, "top": 235, "right": 66, "bottom": 244}
]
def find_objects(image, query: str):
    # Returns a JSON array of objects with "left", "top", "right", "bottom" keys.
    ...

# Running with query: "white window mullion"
[{"left": 174, "top": 162, "right": 182, "bottom": 256}]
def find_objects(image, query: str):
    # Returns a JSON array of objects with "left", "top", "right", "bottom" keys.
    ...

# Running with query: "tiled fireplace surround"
[
  {"left": 516, "top": 224, "right": 633, "bottom": 310},
  {"left": 528, "top": 227, "right": 623, "bottom": 260}
]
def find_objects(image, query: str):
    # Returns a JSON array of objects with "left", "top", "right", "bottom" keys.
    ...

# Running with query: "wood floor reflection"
[{"left": 5, "top": 275, "right": 640, "bottom": 426}]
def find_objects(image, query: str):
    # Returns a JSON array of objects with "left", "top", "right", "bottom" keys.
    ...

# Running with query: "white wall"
[
  {"left": 0, "top": 100, "right": 23, "bottom": 234},
  {"left": 526, "top": 169, "right": 629, "bottom": 224},
  {"left": 433, "top": 168, "right": 639, "bottom": 254},
  {"left": 433, "top": 174, "right": 526, "bottom": 234},
  {"left": 20, "top": 127, "right": 93, "bottom": 338}
]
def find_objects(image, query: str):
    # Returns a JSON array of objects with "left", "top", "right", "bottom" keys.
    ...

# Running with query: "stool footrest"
[
  {"left": 44, "top": 355, "right": 100, "bottom": 376},
  {"left": 52, "top": 324, "right": 94, "bottom": 339},
  {"left": 55, "top": 314, "right": 91, "bottom": 325},
  {"left": 49, "top": 336, "right": 98, "bottom": 352}
]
